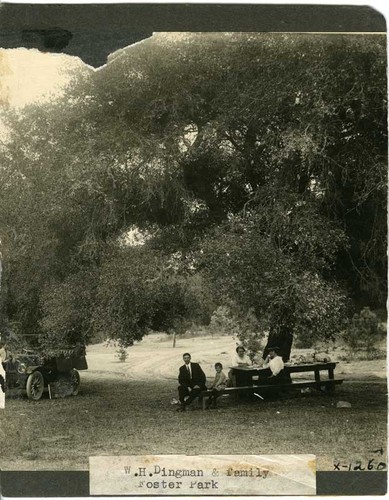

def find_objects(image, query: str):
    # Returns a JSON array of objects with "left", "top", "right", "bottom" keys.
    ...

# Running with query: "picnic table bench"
[{"left": 200, "top": 362, "right": 343, "bottom": 410}]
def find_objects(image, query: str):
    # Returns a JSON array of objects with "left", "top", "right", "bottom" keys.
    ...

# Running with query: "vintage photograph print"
[{"left": 0, "top": 5, "right": 387, "bottom": 496}]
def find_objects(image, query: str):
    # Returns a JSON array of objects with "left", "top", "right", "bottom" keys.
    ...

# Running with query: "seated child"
[{"left": 206, "top": 362, "right": 227, "bottom": 409}]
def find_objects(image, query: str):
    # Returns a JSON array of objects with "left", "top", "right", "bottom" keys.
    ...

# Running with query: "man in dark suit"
[{"left": 177, "top": 353, "right": 206, "bottom": 412}]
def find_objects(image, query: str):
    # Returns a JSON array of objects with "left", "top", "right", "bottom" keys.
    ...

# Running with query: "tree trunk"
[
  {"left": 263, "top": 324, "right": 294, "bottom": 362},
  {"left": 172, "top": 331, "right": 177, "bottom": 348}
]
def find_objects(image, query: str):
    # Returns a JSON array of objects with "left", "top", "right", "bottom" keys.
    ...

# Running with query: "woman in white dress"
[{"left": 229, "top": 345, "right": 252, "bottom": 386}]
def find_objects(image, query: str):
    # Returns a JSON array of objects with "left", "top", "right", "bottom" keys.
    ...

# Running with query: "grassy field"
[{"left": 0, "top": 336, "right": 386, "bottom": 471}]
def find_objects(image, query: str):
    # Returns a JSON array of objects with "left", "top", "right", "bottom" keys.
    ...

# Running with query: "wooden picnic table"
[
  {"left": 200, "top": 362, "right": 343, "bottom": 409},
  {"left": 231, "top": 362, "right": 338, "bottom": 388}
]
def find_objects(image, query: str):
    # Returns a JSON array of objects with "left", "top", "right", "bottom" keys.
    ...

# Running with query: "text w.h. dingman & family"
[
  {"left": 89, "top": 455, "right": 316, "bottom": 495},
  {"left": 123, "top": 464, "right": 269, "bottom": 491}
]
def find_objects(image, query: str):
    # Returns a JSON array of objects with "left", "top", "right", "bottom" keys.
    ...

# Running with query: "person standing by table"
[
  {"left": 0, "top": 362, "right": 4, "bottom": 393},
  {"left": 0, "top": 341, "right": 9, "bottom": 366},
  {"left": 177, "top": 352, "right": 207, "bottom": 412},
  {"left": 0, "top": 356, "right": 5, "bottom": 409}
]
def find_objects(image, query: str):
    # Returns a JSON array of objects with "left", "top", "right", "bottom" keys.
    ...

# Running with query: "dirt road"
[{"left": 84, "top": 333, "right": 386, "bottom": 383}]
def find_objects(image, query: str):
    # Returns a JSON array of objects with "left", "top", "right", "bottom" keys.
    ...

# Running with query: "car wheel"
[
  {"left": 71, "top": 369, "right": 80, "bottom": 395},
  {"left": 26, "top": 371, "right": 44, "bottom": 400}
]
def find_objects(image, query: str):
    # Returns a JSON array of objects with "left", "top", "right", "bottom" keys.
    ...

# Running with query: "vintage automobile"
[{"left": 3, "top": 345, "right": 88, "bottom": 400}]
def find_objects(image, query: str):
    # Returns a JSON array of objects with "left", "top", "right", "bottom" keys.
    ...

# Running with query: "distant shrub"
[
  {"left": 343, "top": 307, "right": 385, "bottom": 355},
  {"left": 294, "top": 334, "right": 315, "bottom": 349},
  {"left": 209, "top": 306, "right": 237, "bottom": 336},
  {"left": 355, "top": 350, "right": 386, "bottom": 361},
  {"left": 115, "top": 346, "right": 129, "bottom": 362}
]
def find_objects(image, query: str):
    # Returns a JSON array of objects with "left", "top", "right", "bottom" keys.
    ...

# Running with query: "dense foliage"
[{"left": 0, "top": 33, "right": 386, "bottom": 352}]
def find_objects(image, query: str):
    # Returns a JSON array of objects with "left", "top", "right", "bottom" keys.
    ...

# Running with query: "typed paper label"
[{"left": 89, "top": 454, "right": 316, "bottom": 495}]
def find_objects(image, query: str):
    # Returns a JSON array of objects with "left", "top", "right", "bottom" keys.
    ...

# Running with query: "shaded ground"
[{"left": 0, "top": 335, "right": 386, "bottom": 471}]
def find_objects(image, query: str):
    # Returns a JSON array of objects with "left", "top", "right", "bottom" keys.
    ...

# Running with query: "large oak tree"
[{"left": 0, "top": 33, "right": 386, "bottom": 352}]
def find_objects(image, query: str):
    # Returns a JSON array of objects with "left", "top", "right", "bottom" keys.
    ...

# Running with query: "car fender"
[{"left": 26, "top": 365, "right": 41, "bottom": 375}]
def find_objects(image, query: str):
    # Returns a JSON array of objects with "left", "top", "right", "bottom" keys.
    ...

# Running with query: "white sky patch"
[{"left": 0, "top": 48, "right": 86, "bottom": 109}]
